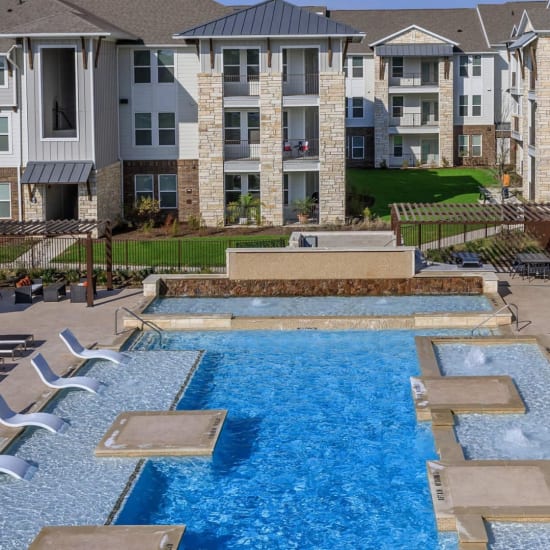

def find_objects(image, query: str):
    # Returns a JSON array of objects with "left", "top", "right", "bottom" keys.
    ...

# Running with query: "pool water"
[
  {"left": 118, "top": 331, "right": 458, "bottom": 549},
  {"left": 144, "top": 296, "right": 493, "bottom": 317}
]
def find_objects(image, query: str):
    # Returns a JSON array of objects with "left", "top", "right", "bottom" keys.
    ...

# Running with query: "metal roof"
[
  {"left": 508, "top": 31, "right": 537, "bottom": 50},
  {"left": 375, "top": 44, "right": 454, "bottom": 57},
  {"left": 21, "top": 162, "right": 93, "bottom": 185},
  {"left": 176, "top": 0, "right": 363, "bottom": 39}
]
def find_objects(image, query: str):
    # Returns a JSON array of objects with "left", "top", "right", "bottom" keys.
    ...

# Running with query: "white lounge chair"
[
  {"left": 31, "top": 353, "right": 101, "bottom": 394},
  {"left": 59, "top": 328, "right": 131, "bottom": 366},
  {"left": 0, "top": 395, "right": 67, "bottom": 434},
  {"left": 0, "top": 455, "right": 34, "bottom": 480}
]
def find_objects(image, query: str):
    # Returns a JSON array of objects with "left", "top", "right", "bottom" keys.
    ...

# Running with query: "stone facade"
[
  {"left": 453, "top": 125, "right": 496, "bottom": 166},
  {"left": 319, "top": 72, "right": 346, "bottom": 224},
  {"left": 162, "top": 276, "right": 483, "bottom": 297},
  {"left": 0, "top": 167, "right": 19, "bottom": 221},
  {"left": 93, "top": 160, "right": 122, "bottom": 223},
  {"left": 534, "top": 38, "right": 550, "bottom": 202},
  {"left": 389, "top": 29, "right": 445, "bottom": 45},
  {"left": 346, "top": 127, "right": 375, "bottom": 168},
  {"left": 177, "top": 159, "right": 200, "bottom": 222},
  {"left": 374, "top": 56, "right": 389, "bottom": 167},
  {"left": 260, "top": 72, "right": 283, "bottom": 226},
  {"left": 198, "top": 73, "right": 224, "bottom": 227},
  {"left": 439, "top": 58, "right": 454, "bottom": 167}
]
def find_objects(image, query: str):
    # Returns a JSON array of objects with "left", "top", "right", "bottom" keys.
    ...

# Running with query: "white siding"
[
  {"left": 0, "top": 109, "right": 20, "bottom": 166},
  {"left": 177, "top": 48, "right": 199, "bottom": 160},
  {"left": 345, "top": 55, "right": 374, "bottom": 127}
]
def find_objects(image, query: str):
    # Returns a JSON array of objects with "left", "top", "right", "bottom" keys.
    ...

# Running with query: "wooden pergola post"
[
  {"left": 105, "top": 220, "right": 113, "bottom": 291},
  {"left": 85, "top": 233, "right": 94, "bottom": 307}
]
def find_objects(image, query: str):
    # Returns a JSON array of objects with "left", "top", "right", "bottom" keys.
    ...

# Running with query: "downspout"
[{"left": 6, "top": 44, "right": 23, "bottom": 221}]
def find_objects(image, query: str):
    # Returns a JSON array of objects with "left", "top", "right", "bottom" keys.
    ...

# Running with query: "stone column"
[
  {"left": 260, "top": 72, "right": 283, "bottom": 226},
  {"left": 374, "top": 56, "right": 389, "bottom": 167},
  {"left": 439, "top": 57, "right": 454, "bottom": 167},
  {"left": 95, "top": 161, "right": 122, "bottom": 223},
  {"left": 198, "top": 73, "right": 224, "bottom": 226},
  {"left": 319, "top": 72, "right": 346, "bottom": 224},
  {"left": 535, "top": 38, "right": 550, "bottom": 201}
]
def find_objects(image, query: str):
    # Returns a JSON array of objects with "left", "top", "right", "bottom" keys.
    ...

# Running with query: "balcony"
[
  {"left": 223, "top": 74, "right": 259, "bottom": 97},
  {"left": 389, "top": 112, "right": 439, "bottom": 128},
  {"left": 389, "top": 72, "right": 439, "bottom": 87},
  {"left": 224, "top": 140, "right": 260, "bottom": 161},
  {"left": 283, "top": 138, "right": 319, "bottom": 159},
  {"left": 283, "top": 74, "right": 319, "bottom": 96}
]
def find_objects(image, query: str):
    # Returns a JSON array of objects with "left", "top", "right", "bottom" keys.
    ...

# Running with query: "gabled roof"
[
  {"left": 370, "top": 25, "right": 459, "bottom": 47},
  {"left": 176, "top": 0, "right": 364, "bottom": 40},
  {"left": 330, "top": 8, "right": 490, "bottom": 54},
  {"left": 517, "top": 2, "right": 550, "bottom": 31}
]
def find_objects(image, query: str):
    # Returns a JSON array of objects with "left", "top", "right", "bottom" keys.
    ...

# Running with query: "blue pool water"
[
  {"left": 144, "top": 295, "right": 492, "bottom": 317},
  {"left": 118, "top": 331, "right": 458, "bottom": 549}
]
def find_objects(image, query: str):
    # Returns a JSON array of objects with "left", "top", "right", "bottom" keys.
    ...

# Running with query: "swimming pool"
[
  {"left": 117, "top": 331, "right": 458, "bottom": 549},
  {"left": 144, "top": 295, "right": 493, "bottom": 317}
]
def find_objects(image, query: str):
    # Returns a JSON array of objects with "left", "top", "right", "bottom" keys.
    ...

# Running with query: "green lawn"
[
  {"left": 347, "top": 167, "right": 498, "bottom": 220},
  {"left": 53, "top": 235, "right": 289, "bottom": 268}
]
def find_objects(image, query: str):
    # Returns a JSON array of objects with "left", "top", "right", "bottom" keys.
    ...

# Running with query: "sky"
[{"left": 223, "top": 0, "right": 538, "bottom": 9}]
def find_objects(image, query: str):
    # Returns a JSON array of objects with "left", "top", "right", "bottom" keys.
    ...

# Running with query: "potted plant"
[
  {"left": 292, "top": 197, "right": 315, "bottom": 224},
  {"left": 237, "top": 194, "right": 261, "bottom": 225}
]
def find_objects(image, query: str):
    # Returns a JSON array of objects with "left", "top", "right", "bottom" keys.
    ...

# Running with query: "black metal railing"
[
  {"left": 223, "top": 73, "right": 260, "bottom": 96},
  {"left": 389, "top": 73, "right": 439, "bottom": 87},
  {"left": 283, "top": 138, "right": 319, "bottom": 159},
  {"left": 283, "top": 73, "right": 319, "bottom": 96},
  {"left": 224, "top": 140, "right": 261, "bottom": 160},
  {"left": 390, "top": 112, "right": 439, "bottom": 127}
]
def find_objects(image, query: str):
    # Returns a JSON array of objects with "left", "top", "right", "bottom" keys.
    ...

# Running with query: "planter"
[{"left": 297, "top": 213, "right": 309, "bottom": 224}]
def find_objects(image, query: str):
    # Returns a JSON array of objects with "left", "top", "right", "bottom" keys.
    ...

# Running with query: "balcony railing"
[
  {"left": 283, "top": 138, "right": 319, "bottom": 159},
  {"left": 388, "top": 154, "right": 439, "bottom": 167},
  {"left": 225, "top": 204, "right": 261, "bottom": 225},
  {"left": 389, "top": 113, "right": 439, "bottom": 127},
  {"left": 224, "top": 140, "right": 260, "bottom": 160},
  {"left": 389, "top": 73, "right": 439, "bottom": 87},
  {"left": 223, "top": 74, "right": 260, "bottom": 97},
  {"left": 283, "top": 73, "right": 319, "bottom": 96}
]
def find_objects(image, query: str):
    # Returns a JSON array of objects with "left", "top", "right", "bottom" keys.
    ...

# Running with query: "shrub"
[
  {"left": 379, "top": 159, "right": 388, "bottom": 169},
  {"left": 130, "top": 197, "right": 162, "bottom": 230}
]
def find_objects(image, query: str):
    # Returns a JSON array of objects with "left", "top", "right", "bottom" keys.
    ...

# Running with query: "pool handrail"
[
  {"left": 470, "top": 303, "right": 519, "bottom": 335},
  {"left": 114, "top": 306, "right": 163, "bottom": 345}
]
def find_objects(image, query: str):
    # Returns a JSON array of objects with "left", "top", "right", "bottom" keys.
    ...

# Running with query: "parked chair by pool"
[
  {"left": 0, "top": 395, "right": 67, "bottom": 433},
  {"left": 0, "top": 454, "right": 34, "bottom": 480},
  {"left": 0, "top": 334, "right": 34, "bottom": 349},
  {"left": 59, "top": 328, "right": 131, "bottom": 365},
  {"left": 31, "top": 353, "right": 101, "bottom": 394}
]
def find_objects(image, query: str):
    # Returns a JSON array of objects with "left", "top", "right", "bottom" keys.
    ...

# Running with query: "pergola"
[
  {"left": 0, "top": 219, "right": 113, "bottom": 306},
  {"left": 390, "top": 202, "right": 550, "bottom": 247}
]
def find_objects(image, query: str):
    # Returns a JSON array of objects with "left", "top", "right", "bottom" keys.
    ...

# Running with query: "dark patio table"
[{"left": 514, "top": 252, "right": 550, "bottom": 280}]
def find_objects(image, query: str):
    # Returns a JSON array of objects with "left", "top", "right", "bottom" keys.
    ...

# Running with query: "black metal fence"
[{"left": 0, "top": 236, "right": 288, "bottom": 273}]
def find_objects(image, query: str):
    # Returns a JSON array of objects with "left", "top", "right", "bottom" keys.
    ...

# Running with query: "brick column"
[
  {"left": 260, "top": 72, "right": 283, "bottom": 226},
  {"left": 374, "top": 56, "right": 389, "bottom": 167},
  {"left": 198, "top": 73, "right": 224, "bottom": 226},
  {"left": 319, "top": 72, "right": 346, "bottom": 224},
  {"left": 439, "top": 57, "right": 454, "bottom": 167}
]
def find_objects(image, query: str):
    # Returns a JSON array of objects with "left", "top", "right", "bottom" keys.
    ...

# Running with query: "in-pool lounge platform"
[
  {"left": 96, "top": 410, "right": 227, "bottom": 457},
  {"left": 29, "top": 525, "right": 186, "bottom": 550}
]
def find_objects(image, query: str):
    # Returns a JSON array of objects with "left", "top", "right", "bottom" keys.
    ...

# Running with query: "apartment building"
[{"left": 0, "top": 0, "right": 548, "bottom": 227}]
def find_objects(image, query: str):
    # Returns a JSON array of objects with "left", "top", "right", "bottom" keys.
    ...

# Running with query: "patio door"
[
  {"left": 421, "top": 139, "right": 439, "bottom": 165},
  {"left": 421, "top": 101, "right": 438, "bottom": 126},
  {"left": 46, "top": 184, "right": 78, "bottom": 220}
]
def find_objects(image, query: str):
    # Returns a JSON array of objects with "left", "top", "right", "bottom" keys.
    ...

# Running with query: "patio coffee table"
[{"left": 43, "top": 281, "right": 67, "bottom": 302}]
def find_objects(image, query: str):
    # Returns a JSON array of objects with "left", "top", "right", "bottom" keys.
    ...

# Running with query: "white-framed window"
[
  {"left": 0, "top": 56, "right": 6, "bottom": 87},
  {"left": 135, "top": 174, "right": 154, "bottom": 203},
  {"left": 352, "top": 136, "right": 364, "bottom": 159},
  {"left": 283, "top": 174, "right": 289, "bottom": 206},
  {"left": 158, "top": 174, "right": 177, "bottom": 208},
  {"left": 0, "top": 115, "right": 9, "bottom": 153},
  {"left": 459, "top": 95, "right": 468, "bottom": 117},
  {"left": 0, "top": 182, "right": 10, "bottom": 218},
  {"left": 459, "top": 55, "right": 468, "bottom": 77},
  {"left": 458, "top": 134, "right": 469, "bottom": 157},
  {"left": 472, "top": 55, "right": 481, "bottom": 77},
  {"left": 352, "top": 97, "right": 363, "bottom": 118},
  {"left": 282, "top": 49, "right": 288, "bottom": 82},
  {"left": 393, "top": 135, "right": 403, "bottom": 157},
  {"left": 157, "top": 50, "right": 174, "bottom": 83},
  {"left": 158, "top": 112, "right": 175, "bottom": 146},
  {"left": 247, "top": 49, "right": 259, "bottom": 82},
  {"left": 283, "top": 110, "right": 288, "bottom": 142},
  {"left": 135, "top": 113, "right": 152, "bottom": 146},
  {"left": 351, "top": 56, "right": 363, "bottom": 78},
  {"left": 223, "top": 49, "right": 240, "bottom": 82},
  {"left": 392, "top": 96, "right": 403, "bottom": 118},
  {"left": 248, "top": 111, "right": 260, "bottom": 144},
  {"left": 392, "top": 56, "right": 403, "bottom": 78},
  {"left": 471, "top": 135, "right": 482, "bottom": 157},
  {"left": 224, "top": 111, "right": 241, "bottom": 143},
  {"left": 133, "top": 50, "right": 151, "bottom": 83},
  {"left": 345, "top": 99, "right": 349, "bottom": 119},
  {"left": 472, "top": 95, "right": 482, "bottom": 116}
]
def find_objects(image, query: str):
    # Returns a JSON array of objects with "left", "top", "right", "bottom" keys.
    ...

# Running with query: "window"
[
  {"left": 248, "top": 112, "right": 260, "bottom": 144},
  {"left": 0, "top": 56, "right": 5, "bottom": 87},
  {"left": 224, "top": 112, "right": 241, "bottom": 143},
  {"left": 392, "top": 57, "right": 403, "bottom": 78},
  {"left": 0, "top": 116, "right": 9, "bottom": 152},
  {"left": 352, "top": 97, "right": 363, "bottom": 118},
  {"left": 459, "top": 55, "right": 468, "bottom": 77},
  {"left": 134, "top": 50, "right": 151, "bottom": 83},
  {"left": 135, "top": 175, "right": 153, "bottom": 203},
  {"left": 352, "top": 56, "right": 363, "bottom": 78},
  {"left": 157, "top": 50, "right": 174, "bottom": 83},
  {"left": 225, "top": 174, "right": 242, "bottom": 205},
  {"left": 159, "top": 174, "right": 177, "bottom": 208},
  {"left": 459, "top": 95, "right": 468, "bottom": 117},
  {"left": 282, "top": 49, "right": 288, "bottom": 82},
  {"left": 471, "top": 135, "right": 482, "bottom": 157},
  {"left": 247, "top": 49, "right": 259, "bottom": 82},
  {"left": 352, "top": 136, "right": 364, "bottom": 159},
  {"left": 283, "top": 174, "right": 289, "bottom": 206},
  {"left": 472, "top": 95, "right": 481, "bottom": 116},
  {"left": 158, "top": 112, "right": 175, "bottom": 146},
  {"left": 283, "top": 111, "right": 288, "bottom": 142},
  {"left": 472, "top": 55, "right": 481, "bottom": 77},
  {"left": 135, "top": 113, "right": 152, "bottom": 146},
  {"left": 345, "top": 99, "right": 349, "bottom": 119},
  {"left": 393, "top": 135, "right": 403, "bottom": 157},
  {"left": 223, "top": 49, "right": 240, "bottom": 82},
  {"left": 458, "top": 134, "right": 469, "bottom": 157},
  {"left": 392, "top": 96, "right": 404, "bottom": 118},
  {"left": 0, "top": 182, "right": 10, "bottom": 218},
  {"left": 248, "top": 173, "right": 260, "bottom": 200}
]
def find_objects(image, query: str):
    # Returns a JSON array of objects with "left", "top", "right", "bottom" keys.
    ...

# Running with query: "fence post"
[
  {"left": 125, "top": 240, "right": 129, "bottom": 271},
  {"left": 417, "top": 224, "right": 421, "bottom": 248},
  {"left": 463, "top": 224, "right": 467, "bottom": 244},
  {"left": 178, "top": 239, "right": 182, "bottom": 270}
]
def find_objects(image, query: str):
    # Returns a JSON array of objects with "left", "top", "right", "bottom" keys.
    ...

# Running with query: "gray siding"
[
  {"left": 94, "top": 40, "right": 119, "bottom": 169},
  {"left": 25, "top": 38, "right": 94, "bottom": 162}
]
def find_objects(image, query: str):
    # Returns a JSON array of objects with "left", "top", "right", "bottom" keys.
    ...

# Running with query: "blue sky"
[{"left": 223, "top": 0, "right": 535, "bottom": 9}]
